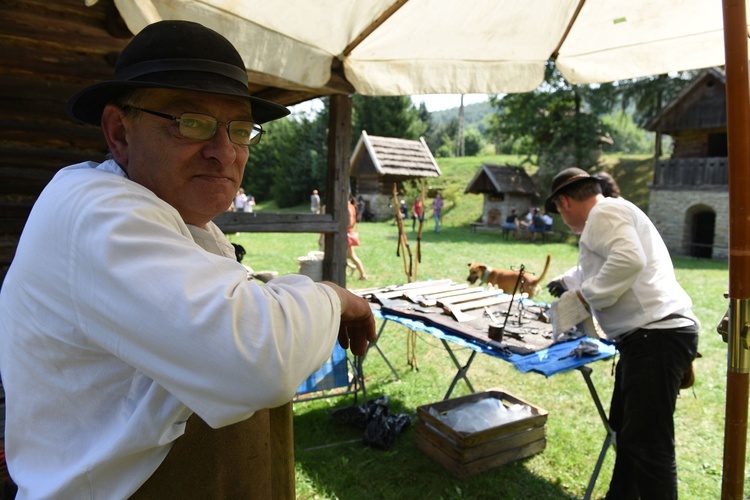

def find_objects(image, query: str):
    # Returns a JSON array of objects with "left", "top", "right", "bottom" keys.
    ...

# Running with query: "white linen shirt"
[
  {"left": 0, "top": 160, "right": 341, "bottom": 498},
  {"left": 559, "top": 197, "right": 698, "bottom": 340}
]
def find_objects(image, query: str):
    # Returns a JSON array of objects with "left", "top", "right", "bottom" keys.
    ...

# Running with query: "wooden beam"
[
  {"left": 322, "top": 94, "right": 352, "bottom": 286},
  {"left": 341, "top": 0, "right": 410, "bottom": 57},
  {"left": 212, "top": 212, "right": 338, "bottom": 234}
]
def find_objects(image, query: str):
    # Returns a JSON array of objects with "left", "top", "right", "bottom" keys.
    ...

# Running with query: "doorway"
[{"left": 689, "top": 209, "right": 716, "bottom": 259}]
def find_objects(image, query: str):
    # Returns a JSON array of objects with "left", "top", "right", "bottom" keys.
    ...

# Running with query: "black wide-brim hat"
[
  {"left": 67, "top": 20, "right": 290, "bottom": 126},
  {"left": 544, "top": 167, "right": 600, "bottom": 214}
]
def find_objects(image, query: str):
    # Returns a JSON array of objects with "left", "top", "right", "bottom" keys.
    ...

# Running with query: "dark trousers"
[{"left": 605, "top": 325, "right": 699, "bottom": 500}]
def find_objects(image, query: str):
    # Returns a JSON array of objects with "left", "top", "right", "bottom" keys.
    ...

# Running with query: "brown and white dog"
[{"left": 467, "top": 254, "right": 551, "bottom": 299}]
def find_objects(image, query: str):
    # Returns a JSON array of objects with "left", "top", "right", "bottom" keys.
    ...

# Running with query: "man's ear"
[
  {"left": 557, "top": 194, "right": 571, "bottom": 212},
  {"left": 101, "top": 104, "right": 129, "bottom": 166}
]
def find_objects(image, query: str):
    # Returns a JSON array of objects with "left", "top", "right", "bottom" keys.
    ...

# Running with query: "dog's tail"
[{"left": 537, "top": 253, "right": 551, "bottom": 284}]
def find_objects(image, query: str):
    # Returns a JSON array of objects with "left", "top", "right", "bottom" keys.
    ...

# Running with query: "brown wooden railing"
[{"left": 652, "top": 157, "right": 729, "bottom": 187}]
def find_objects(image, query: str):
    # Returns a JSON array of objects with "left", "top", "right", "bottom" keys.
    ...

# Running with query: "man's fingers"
[{"left": 338, "top": 315, "right": 376, "bottom": 356}]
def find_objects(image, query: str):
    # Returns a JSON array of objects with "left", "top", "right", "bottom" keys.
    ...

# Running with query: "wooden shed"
[
  {"left": 464, "top": 164, "right": 538, "bottom": 226},
  {"left": 645, "top": 68, "right": 728, "bottom": 259},
  {"left": 349, "top": 131, "right": 441, "bottom": 221}
]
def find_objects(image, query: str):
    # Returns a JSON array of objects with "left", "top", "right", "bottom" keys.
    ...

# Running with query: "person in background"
[
  {"left": 502, "top": 208, "right": 519, "bottom": 239},
  {"left": 347, "top": 195, "right": 367, "bottom": 280},
  {"left": 0, "top": 20, "right": 376, "bottom": 498},
  {"left": 234, "top": 187, "right": 247, "bottom": 212},
  {"left": 432, "top": 192, "right": 444, "bottom": 233},
  {"left": 244, "top": 192, "right": 256, "bottom": 213},
  {"left": 542, "top": 210, "right": 553, "bottom": 231},
  {"left": 310, "top": 189, "right": 321, "bottom": 214},
  {"left": 356, "top": 195, "right": 365, "bottom": 222},
  {"left": 519, "top": 205, "right": 535, "bottom": 239},
  {"left": 528, "top": 208, "right": 546, "bottom": 242},
  {"left": 593, "top": 171, "right": 621, "bottom": 198},
  {"left": 412, "top": 195, "right": 424, "bottom": 231},
  {"left": 544, "top": 168, "right": 699, "bottom": 499}
]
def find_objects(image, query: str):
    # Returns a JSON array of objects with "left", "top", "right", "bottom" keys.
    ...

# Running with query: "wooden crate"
[{"left": 415, "top": 388, "right": 548, "bottom": 478}]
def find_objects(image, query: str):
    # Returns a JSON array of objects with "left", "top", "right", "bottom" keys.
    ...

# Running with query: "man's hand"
[
  {"left": 546, "top": 279, "right": 568, "bottom": 298},
  {"left": 321, "top": 282, "right": 377, "bottom": 356}
]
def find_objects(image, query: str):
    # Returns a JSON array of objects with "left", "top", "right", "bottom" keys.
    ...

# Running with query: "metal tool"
[{"left": 489, "top": 264, "right": 526, "bottom": 338}]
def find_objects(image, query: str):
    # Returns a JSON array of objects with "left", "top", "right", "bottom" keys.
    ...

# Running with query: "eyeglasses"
[{"left": 122, "top": 106, "right": 263, "bottom": 146}]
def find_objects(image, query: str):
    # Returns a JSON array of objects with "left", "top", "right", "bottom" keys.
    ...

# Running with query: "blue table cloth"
[{"left": 374, "top": 309, "right": 616, "bottom": 377}]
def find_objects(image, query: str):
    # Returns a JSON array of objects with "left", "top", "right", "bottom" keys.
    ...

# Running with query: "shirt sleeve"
[
  {"left": 70, "top": 187, "right": 341, "bottom": 427},
  {"left": 579, "top": 205, "right": 647, "bottom": 311}
]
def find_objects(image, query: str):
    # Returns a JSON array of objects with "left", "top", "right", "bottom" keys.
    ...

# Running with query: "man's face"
[{"left": 115, "top": 89, "right": 252, "bottom": 227}]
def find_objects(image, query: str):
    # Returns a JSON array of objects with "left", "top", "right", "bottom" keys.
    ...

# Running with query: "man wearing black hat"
[
  {"left": 0, "top": 20, "right": 375, "bottom": 497},
  {"left": 545, "top": 167, "right": 699, "bottom": 499}
]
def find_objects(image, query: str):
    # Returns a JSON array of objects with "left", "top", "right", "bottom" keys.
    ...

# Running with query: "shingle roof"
[
  {"left": 464, "top": 164, "right": 538, "bottom": 195},
  {"left": 350, "top": 131, "right": 441, "bottom": 178}
]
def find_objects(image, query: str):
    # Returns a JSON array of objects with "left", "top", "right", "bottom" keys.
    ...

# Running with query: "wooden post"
[
  {"left": 270, "top": 403, "right": 295, "bottom": 499},
  {"left": 323, "top": 94, "right": 353, "bottom": 286},
  {"left": 721, "top": 0, "right": 750, "bottom": 497}
]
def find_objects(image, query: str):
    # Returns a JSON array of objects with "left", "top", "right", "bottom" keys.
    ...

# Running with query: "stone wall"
[{"left": 648, "top": 189, "right": 728, "bottom": 260}]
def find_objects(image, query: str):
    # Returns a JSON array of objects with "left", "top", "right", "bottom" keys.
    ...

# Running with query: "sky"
[
  {"left": 410, "top": 93, "right": 489, "bottom": 112},
  {"left": 288, "top": 93, "right": 490, "bottom": 117}
]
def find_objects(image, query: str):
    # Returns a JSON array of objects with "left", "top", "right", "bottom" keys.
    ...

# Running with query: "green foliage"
[
  {"left": 246, "top": 101, "right": 329, "bottom": 207},
  {"left": 352, "top": 95, "right": 427, "bottom": 145},
  {"left": 601, "top": 110, "right": 653, "bottom": 154},
  {"left": 487, "top": 64, "right": 697, "bottom": 180},
  {"left": 463, "top": 127, "right": 485, "bottom": 156},
  {"left": 488, "top": 64, "right": 604, "bottom": 177},
  {"left": 425, "top": 118, "right": 457, "bottom": 154},
  {"left": 617, "top": 72, "right": 698, "bottom": 126},
  {"left": 251, "top": 68, "right": 698, "bottom": 208}
]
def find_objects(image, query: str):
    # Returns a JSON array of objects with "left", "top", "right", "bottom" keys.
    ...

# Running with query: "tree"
[
  {"left": 488, "top": 63, "right": 604, "bottom": 177},
  {"left": 245, "top": 100, "right": 329, "bottom": 208},
  {"left": 352, "top": 95, "right": 427, "bottom": 147},
  {"left": 487, "top": 63, "right": 697, "bottom": 179}
]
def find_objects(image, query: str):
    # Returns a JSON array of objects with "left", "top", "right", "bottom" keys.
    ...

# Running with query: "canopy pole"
[{"left": 721, "top": 1, "right": 750, "bottom": 498}]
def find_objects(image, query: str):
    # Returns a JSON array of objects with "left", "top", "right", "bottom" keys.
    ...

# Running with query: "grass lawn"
[{"left": 229, "top": 153, "right": 737, "bottom": 499}]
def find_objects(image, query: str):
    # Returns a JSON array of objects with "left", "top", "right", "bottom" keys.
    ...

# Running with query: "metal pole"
[{"left": 721, "top": 1, "right": 750, "bottom": 497}]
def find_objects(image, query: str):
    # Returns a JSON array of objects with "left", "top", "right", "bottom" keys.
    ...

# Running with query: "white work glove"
[{"left": 550, "top": 290, "right": 591, "bottom": 342}]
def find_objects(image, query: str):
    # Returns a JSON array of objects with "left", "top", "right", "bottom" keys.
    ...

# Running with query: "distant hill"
[{"left": 430, "top": 100, "right": 494, "bottom": 133}]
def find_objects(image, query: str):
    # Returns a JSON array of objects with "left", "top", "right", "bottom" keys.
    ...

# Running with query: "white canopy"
[{"left": 108, "top": 0, "right": 743, "bottom": 96}]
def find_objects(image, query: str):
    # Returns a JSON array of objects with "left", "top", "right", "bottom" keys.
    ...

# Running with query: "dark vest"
[{"left": 131, "top": 404, "right": 294, "bottom": 499}]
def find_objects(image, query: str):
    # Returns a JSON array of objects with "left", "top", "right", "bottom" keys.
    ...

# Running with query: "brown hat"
[
  {"left": 544, "top": 167, "right": 599, "bottom": 214},
  {"left": 67, "top": 20, "right": 290, "bottom": 126}
]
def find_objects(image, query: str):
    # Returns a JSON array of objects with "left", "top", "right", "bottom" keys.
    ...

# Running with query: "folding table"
[{"left": 370, "top": 308, "right": 617, "bottom": 500}]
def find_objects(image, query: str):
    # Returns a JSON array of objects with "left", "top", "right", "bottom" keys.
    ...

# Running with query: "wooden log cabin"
[
  {"left": 349, "top": 130, "right": 441, "bottom": 221},
  {"left": 645, "top": 68, "right": 729, "bottom": 259}
]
